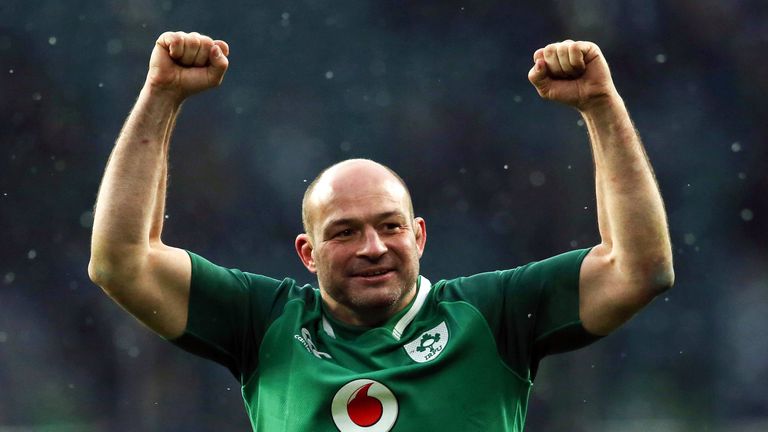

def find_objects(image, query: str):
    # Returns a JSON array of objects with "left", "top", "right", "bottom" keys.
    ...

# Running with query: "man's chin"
[{"left": 344, "top": 286, "right": 406, "bottom": 313}]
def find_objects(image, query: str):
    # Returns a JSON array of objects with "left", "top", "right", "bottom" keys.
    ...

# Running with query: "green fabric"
[{"left": 172, "top": 248, "right": 599, "bottom": 431}]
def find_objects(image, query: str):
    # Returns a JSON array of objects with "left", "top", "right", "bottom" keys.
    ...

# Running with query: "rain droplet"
[
  {"left": 655, "top": 54, "right": 667, "bottom": 63},
  {"left": 503, "top": 164, "right": 508, "bottom": 170},
  {"left": 576, "top": 119, "right": 585, "bottom": 127},
  {"left": 0, "top": 332, "right": 7, "bottom": 343},
  {"left": 281, "top": 12, "right": 290, "bottom": 20},
  {"left": 374, "top": 91, "right": 391, "bottom": 107},
  {"left": 513, "top": 95, "right": 522, "bottom": 103},
  {"left": 128, "top": 346, "right": 140, "bottom": 357},
  {"left": 79, "top": 211, "right": 94, "bottom": 228},
  {"left": 664, "top": 297, "right": 670, "bottom": 302},
  {"left": 9, "top": 69, "right": 14, "bottom": 74},
  {"left": 68, "top": 383, "right": 75, "bottom": 389},
  {"left": 731, "top": 142, "right": 742, "bottom": 152},
  {"left": 738, "top": 172, "right": 746, "bottom": 180},
  {"left": 32, "top": 92, "right": 42, "bottom": 101},
  {"left": 325, "top": 70, "right": 334, "bottom": 79},
  {"left": 106, "top": 39, "right": 123, "bottom": 55},
  {"left": 529, "top": 171, "right": 546, "bottom": 187},
  {"left": 570, "top": 240, "right": 578, "bottom": 248},
  {"left": 527, "top": 313, "right": 532, "bottom": 318},
  {"left": 3, "top": 273, "right": 14, "bottom": 284},
  {"left": 98, "top": 82, "right": 104, "bottom": 88},
  {"left": 683, "top": 233, "right": 696, "bottom": 245},
  {"left": 164, "top": 214, "right": 169, "bottom": 219},
  {"left": 340, "top": 141, "right": 351, "bottom": 152},
  {"left": 48, "top": 36, "right": 57, "bottom": 46},
  {"left": 27, "top": 249, "right": 37, "bottom": 260},
  {"left": 740, "top": 209, "right": 753, "bottom": 221}
]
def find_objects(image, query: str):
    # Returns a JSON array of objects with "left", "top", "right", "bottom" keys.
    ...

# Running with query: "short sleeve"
[
  {"left": 170, "top": 251, "right": 288, "bottom": 382},
  {"left": 435, "top": 248, "right": 601, "bottom": 380},
  {"left": 513, "top": 249, "right": 601, "bottom": 364}
]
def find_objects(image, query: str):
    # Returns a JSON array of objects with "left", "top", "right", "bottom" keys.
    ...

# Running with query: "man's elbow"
[
  {"left": 88, "top": 250, "right": 143, "bottom": 292},
  {"left": 642, "top": 254, "right": 675, "bottom": 298},
  {"left": 88, "top": 258, "right": 110, "bottom": 287},
  {"left": 615, "top": 250, "right": 674, "bottom": 303}
]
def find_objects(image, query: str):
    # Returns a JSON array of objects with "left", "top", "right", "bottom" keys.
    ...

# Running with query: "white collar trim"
[
  {"left": 392, "top": 276, "right": 431, "bottom": 341},
  {"left": 322, "top": 314, "right": 336, "bottom": 339},
  {"left": 320, "top": 276, "right": 432, "bottom": 341}
]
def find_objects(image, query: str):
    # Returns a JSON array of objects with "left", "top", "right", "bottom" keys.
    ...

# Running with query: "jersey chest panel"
[{"left": 245, "top": 299, "right": 531, "bottom": 431}]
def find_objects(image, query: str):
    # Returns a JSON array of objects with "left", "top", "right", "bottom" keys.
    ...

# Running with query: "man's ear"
[
  {"left": 413, "top": 217, "right": 427, "bottom": 258},
  {"left": 295, "top": 233, "right": 317, "bottom": 273}
]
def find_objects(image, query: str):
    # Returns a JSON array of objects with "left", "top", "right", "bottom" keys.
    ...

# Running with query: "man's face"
[{"left": 296, "top": 162, "right": 426, "bottom": 326}]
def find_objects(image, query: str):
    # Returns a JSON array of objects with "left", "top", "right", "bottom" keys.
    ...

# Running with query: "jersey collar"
[{"left": 321, "top": 275, "right": 432, "bottom": 341}]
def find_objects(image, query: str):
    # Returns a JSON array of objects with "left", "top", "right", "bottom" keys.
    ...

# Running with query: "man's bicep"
[
  {"left": 105, "top": 245, "right": 192, "bottom": 340},
  {"left": 578, "top": 245, "right": 654, "bottom": 336}
]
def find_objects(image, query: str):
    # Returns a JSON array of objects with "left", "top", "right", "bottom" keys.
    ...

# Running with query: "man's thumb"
[
  {"left": 527, "top": 59, "right": 549, "bottom": 90},
  {"left": 209, "top": 45, "right": 229, "bottom": 72}
]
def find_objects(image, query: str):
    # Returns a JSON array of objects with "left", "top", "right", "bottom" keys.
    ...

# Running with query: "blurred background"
[{"left": 1, "top": 0, "right": 766, "bottom": 431}]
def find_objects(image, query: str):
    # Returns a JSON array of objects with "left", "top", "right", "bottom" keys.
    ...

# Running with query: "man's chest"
[{"left": 247, "top": 301, "right": 528, "bottom": 431}]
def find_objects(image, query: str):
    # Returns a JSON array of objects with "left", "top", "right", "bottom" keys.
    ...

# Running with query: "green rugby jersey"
[{"left": 172, "top": 248, "right": 599, "bottom": 431}]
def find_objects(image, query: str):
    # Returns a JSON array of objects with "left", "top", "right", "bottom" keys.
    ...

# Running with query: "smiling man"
[
  {"left": 89, "top": 31, "right": 674, "bottom": 431},
  {"left": 296, "top": 160, "right": 426, "bottom": 327}
]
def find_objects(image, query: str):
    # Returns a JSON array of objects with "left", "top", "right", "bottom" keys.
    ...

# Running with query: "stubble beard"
[{"left": 319, "top": 260, "right": 420, "bottom": 324}]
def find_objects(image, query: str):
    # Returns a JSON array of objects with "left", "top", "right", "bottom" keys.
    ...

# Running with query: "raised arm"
[
  {"left": 528, "top": 40, "right": 674, "bottom": 336},
  {"left": 88, "top": 32, "right": 230, "bottom": 339}
]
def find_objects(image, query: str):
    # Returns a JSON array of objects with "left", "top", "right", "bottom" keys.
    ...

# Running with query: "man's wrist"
[
  {"left": 140, "top": 81, "right": 186, "bottom": 108},
  {"left": 578, "top": 90, "right": 625, "bottom": 118}
]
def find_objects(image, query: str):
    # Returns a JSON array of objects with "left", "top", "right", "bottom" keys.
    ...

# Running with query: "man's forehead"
[{"left": 310, "top": 161, "right": 406, "bottom": 203}]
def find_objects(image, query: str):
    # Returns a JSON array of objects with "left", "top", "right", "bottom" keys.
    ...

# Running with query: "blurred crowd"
[{"left": 1, "top": 1, "right": 766, "bottom": 430}]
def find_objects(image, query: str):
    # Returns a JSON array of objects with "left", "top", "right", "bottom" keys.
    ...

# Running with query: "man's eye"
[
  {"left": 336, "top": 229, "right": 353, "bottom": 238},
  {"left": 383, "top": 223, "right": 402, "bottom": 231}
]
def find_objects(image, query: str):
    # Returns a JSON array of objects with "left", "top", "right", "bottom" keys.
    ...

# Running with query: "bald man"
[{"left": 90, "top": 32, "right": 674, "bottom": 431}]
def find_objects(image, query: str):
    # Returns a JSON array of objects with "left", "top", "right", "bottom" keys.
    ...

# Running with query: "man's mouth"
[{"left": 353, "top": 268, "right": 394, "bottom": 278}]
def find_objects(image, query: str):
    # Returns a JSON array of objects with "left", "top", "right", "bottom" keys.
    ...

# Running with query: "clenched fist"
[
  {"left": 528, "top": 40, "right": 618, "bottom": 111},
  {"left": 146, "top": 31, "right": 230, "bottom": 101}
]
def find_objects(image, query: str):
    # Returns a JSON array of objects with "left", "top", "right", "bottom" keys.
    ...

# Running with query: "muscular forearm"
[
  {"left": 148, "top": 110, "right": 177, "bottom": 242},
  {"left": 90, "top": 86, "right": 181, "bottom": 276},
  {"left": 582, "top": 95, "right": 673, "bottom": 286}
]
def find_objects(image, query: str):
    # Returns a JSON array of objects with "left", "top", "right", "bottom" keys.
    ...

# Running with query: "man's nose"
[{"left": 357, "top": 227, "right": 387, "bottom": 259}]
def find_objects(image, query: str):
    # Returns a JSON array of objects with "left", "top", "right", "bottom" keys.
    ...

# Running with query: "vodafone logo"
[{"left": 331, "top": 379, "right": 398, "bottom": 431}]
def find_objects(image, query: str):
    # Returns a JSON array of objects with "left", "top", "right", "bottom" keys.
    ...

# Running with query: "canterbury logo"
[{"left": 294, "top": 327, "right": 331, "bottom": 359}]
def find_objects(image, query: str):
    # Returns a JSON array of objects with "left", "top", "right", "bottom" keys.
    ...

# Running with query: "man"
[{"left": 89, "top": 31, "right": 673, "bottom": 431}]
